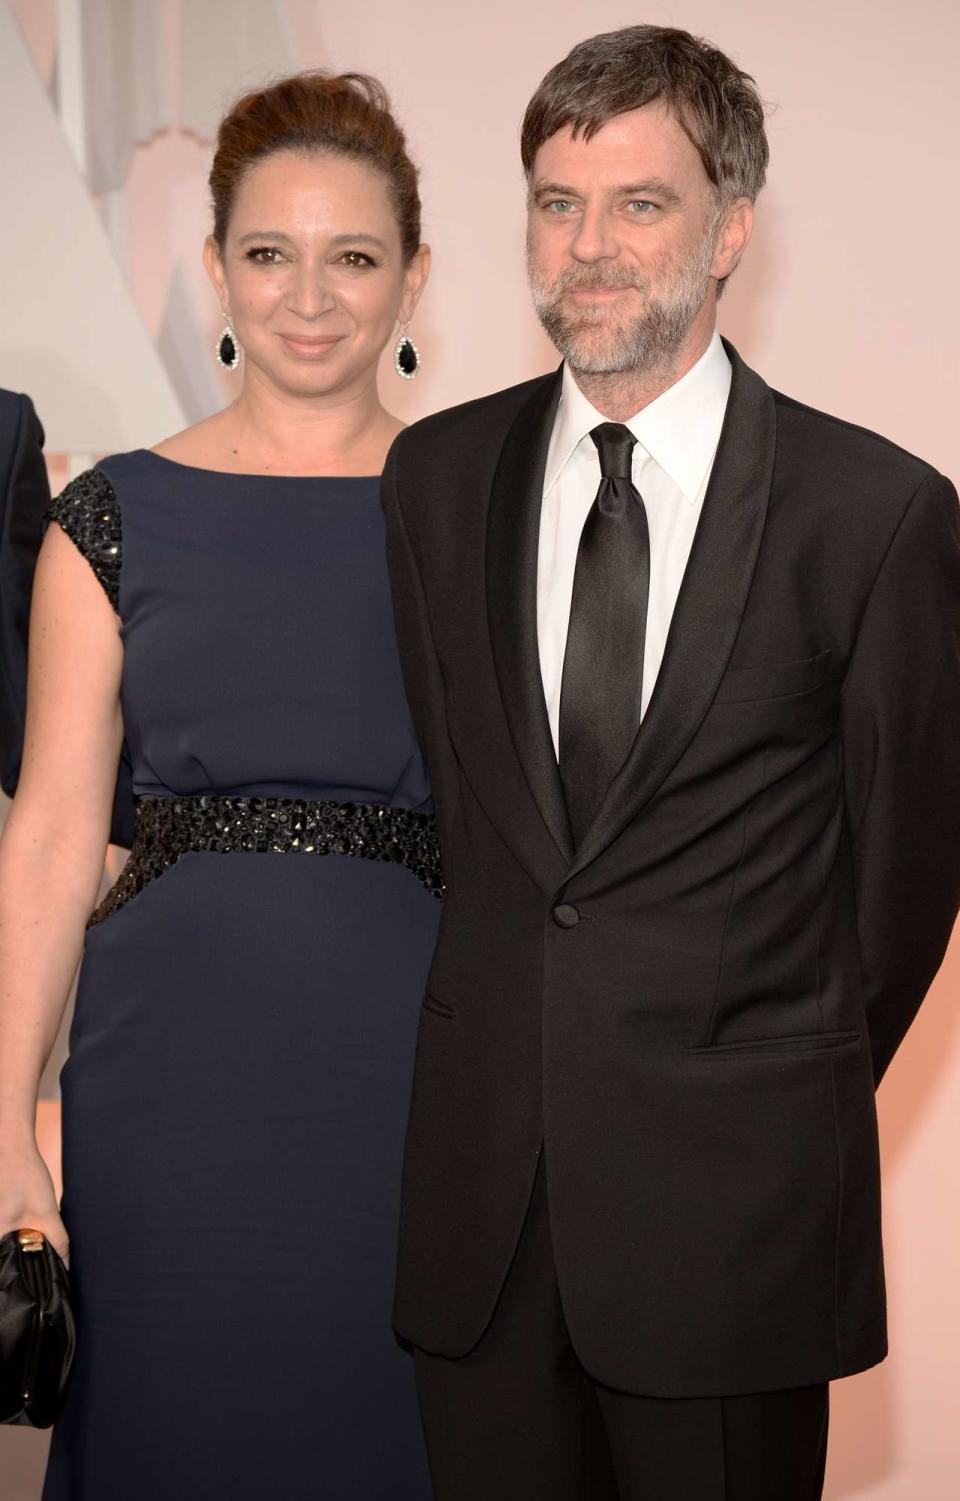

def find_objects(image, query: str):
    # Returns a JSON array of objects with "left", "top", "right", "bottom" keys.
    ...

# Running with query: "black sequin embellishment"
[
  {"left": 44, "top": 468, "right": 122, "bottom": 610},
  {"left": 91, "top": 795, "right": 444, "bottom": 925}
]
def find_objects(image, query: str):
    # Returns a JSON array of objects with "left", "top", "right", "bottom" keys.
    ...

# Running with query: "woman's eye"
[
  {"left": 246, "top": 246, "right": 284, "bottom": 264},
  {"left": 339, "top": 251, "right": 376, "bottom": 268}
]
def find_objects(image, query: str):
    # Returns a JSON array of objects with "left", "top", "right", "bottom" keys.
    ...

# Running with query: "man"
[{"left": 383, "top": 25, "right": 960, "bottom": 1500}]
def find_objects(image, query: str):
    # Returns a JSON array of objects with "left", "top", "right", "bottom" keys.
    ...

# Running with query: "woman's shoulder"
[
  {"left": 59, "top": 415, "right": 227, "bottom": 503},
  {"left": 50, "top": 449, "right": 154, "bottom": 514}
]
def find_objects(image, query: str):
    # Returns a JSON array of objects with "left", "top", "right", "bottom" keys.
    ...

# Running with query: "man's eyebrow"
[
  {"left": 531, "top": 181, "right": 582, "bottom": 200},
  {"left": 531, "top": 178, "right": 682, "bottom": 206},
  {"left": 617, "top": 179, "right": 682, "bottom": 206}
]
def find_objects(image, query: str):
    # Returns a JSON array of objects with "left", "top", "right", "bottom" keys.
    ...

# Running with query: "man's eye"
[
  {"left": 628, "top": 200, "right": 656, "bottom": 215},
  {"left": 246, "top": 246, "right": 284, "bottom": 264},
  {"left": 545, "top": 200, "right": 576, "bottom": 214},
  {"left": 340, "top": 251, "right": 376, "bottom": 268}
]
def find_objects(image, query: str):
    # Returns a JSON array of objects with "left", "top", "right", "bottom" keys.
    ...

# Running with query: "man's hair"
[{"left": 521, "top": 25, "right": 769, "bottom": 206}]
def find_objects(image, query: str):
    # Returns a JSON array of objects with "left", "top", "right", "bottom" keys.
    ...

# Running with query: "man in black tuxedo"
[{"left": 383, "top": 25, "right": 960, "bottom": 1499}]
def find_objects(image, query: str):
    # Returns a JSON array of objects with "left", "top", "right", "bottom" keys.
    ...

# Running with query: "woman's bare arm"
[{"left": 0, "top": 524, "right": 123, "bottom": 1256}]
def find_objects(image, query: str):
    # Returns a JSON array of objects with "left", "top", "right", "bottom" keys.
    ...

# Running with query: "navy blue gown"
[{"left": 42, "top": 451, "right": 440, "bottom": 1499}]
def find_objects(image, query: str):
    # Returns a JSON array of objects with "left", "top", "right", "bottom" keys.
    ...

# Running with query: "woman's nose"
[{"left": 288, "top": 266, "right": 336, "bottom": 320}]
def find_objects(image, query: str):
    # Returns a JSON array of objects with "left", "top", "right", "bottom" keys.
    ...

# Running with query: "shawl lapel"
[
  {"left": 485, "top": 369, "right": 574, "bottom": 867},
  {"left": 566, "top": 341, "right": 776, "bottom": 883}
]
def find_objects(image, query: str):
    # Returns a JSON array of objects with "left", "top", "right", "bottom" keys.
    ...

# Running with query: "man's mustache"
[{"left": 541, "top": 266, "right": 650, "bottom": 298}]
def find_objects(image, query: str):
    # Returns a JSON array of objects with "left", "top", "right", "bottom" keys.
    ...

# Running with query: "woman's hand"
[{"left": 0, "top": 1140, "right": 69, "bottom": 1266}]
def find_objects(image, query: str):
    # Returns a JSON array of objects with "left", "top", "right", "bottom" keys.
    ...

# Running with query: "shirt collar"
[{"left": 543, "top": 328, "right": 732, "bottom": 501}]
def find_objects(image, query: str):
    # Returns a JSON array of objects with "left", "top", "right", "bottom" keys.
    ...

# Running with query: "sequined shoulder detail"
[{"left": 44, "top": 468, "right": 122, "bottom": 610}]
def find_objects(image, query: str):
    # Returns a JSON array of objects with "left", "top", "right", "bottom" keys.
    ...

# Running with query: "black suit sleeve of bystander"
[
  {"left": 0, "top": 395, "right": 136, "bottom": 847},
  {"left": 841, "top": 470, "right": 960, "bottom": 1084},
  {"left": 0, "top": 391, "right": 51, "bottom": 797}
]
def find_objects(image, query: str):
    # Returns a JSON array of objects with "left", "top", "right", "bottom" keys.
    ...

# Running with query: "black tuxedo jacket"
[
  {"left": 0, "top": 390, "right": 50, "bottom": 796},
  {"left": 0, "top": 391, "right": 135, "bottom": 845},
  {"left": 382, "top": 341, "right": 960, "bottom": 1397}
]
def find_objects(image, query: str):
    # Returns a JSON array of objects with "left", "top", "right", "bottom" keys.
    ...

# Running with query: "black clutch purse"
[{"left": 0, "top": 1227, "right": 76, "bottom": 1428}]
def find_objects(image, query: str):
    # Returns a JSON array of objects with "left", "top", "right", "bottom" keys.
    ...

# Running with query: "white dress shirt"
[{"left": 537, "top": 329, "right": 732, "bottom": 757}]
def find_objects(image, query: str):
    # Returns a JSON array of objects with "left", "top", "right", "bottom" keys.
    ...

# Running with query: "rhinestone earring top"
[
  {"left": 394, "top": 326, "right": 419, "bottom": 379},
  {"left": 216, "top": 318, "right": 241, "bottom": 370}
]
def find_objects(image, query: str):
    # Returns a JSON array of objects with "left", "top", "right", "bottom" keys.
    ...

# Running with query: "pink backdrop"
[{"left": 2, "top": 2, "right": 958, "bottom": 1496}]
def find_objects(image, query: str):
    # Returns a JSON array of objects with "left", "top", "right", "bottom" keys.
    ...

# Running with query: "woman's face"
[{"left": 205, "top": 148, "right": 428, "bottom": 399}]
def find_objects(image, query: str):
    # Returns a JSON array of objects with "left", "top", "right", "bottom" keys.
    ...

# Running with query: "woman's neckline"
[{"left": 133, "top": 448, "right": 381, "bottom": 483}]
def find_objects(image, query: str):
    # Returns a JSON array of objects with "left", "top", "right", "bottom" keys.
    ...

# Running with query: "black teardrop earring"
[
  {"left": 216, "top": 317, "right": 241, "bottom": 370},
  {"left": 394, "top": 326, "right": 419, "bottom": 379}
]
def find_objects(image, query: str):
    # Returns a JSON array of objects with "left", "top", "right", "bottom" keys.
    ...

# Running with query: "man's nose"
[{"left": 569, "top": 206, "right": 620, "bottom": 262}]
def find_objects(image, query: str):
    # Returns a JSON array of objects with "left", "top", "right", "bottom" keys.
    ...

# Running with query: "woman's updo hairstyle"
[{"left": 210, "top": 71, "right": 421, "bottom": 262}]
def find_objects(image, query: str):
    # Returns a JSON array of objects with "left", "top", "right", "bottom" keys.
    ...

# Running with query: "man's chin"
[
  {"left": 555, "top": 333, "right": 631, "bottom": 374},
  {"left": 567, "top": 357, "right": 634, "bottom": 376}
]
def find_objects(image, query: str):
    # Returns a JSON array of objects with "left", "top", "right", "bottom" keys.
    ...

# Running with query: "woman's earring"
[
  {"left": 394, "top": 326, "right": 419, "bottom": 379},
  {"left": 216, "top": 317, "right": 241, "bottom": 370}
]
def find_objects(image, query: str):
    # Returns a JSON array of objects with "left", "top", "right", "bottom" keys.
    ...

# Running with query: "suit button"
[{"left": 552, "top": 903, "right": 580, "bottom": 929}]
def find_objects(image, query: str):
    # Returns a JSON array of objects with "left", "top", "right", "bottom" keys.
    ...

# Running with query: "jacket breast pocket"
[{"left": 713, "top": 648, "right": 832, "bottom": 705}]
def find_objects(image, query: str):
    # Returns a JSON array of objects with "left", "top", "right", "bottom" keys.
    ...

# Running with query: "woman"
[{"left": 0, "top": 73, "right": 438, "bottom": 1498}]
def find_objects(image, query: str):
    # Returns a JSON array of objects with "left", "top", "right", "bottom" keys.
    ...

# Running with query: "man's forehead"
[{"left": 534, "top": 102, "right": 701, "bottom": 184}]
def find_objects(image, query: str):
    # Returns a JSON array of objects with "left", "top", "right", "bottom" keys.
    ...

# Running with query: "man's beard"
[{"left": 527, "top": 227, "right": 717, "bottom": 377}]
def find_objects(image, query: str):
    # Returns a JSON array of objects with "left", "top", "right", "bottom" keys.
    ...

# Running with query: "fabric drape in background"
[
  {"left": 179, "top": 0, "right": 297, "bottom": 140},
  {"left": 0, "top": 1, "right": 183, "bottom": 454},
  {"left": 78, "top": 0, "right": 168, "bottom": 194}
]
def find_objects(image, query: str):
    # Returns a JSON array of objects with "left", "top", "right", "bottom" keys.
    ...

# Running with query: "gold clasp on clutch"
[{"left": 17, "top": 1228, "right": 45, "bottom": 1253}]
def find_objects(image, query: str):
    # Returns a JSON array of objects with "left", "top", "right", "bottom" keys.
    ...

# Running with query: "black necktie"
[{"left": 558, "top": 422, "right": 650, "bottom": 846}]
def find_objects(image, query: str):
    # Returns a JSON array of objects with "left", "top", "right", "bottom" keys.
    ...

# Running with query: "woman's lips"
[{"left": 278, "top": 333, "right": 345, "bottom": 359}]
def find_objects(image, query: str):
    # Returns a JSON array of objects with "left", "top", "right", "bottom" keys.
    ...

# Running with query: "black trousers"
[{"left": 415, "top": 1164, "right": 829, "bottom": 1500}]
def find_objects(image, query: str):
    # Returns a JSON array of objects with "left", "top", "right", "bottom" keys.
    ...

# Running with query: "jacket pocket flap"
[
  {"left": 689, "top": 1028, "right": 861, "bottom": 1059},
  {"left": 714, "top": 648, "right": 832, "bottom": 705}
]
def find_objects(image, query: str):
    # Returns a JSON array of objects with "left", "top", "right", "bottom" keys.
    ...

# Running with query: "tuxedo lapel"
[
  {"left": 485, "top": 369, "right": 574, "bottom": 865},
  {"left": 567, "top": 342, "right": 776, "bottom": 883}
]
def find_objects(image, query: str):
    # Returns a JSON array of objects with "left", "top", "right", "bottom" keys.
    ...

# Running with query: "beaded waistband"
[{"left": 90, "top": 794, "right": 444, "bottom": 927}]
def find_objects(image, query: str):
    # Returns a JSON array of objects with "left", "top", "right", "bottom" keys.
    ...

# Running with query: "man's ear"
[{"left": 711, "top": 198, "right": 753, "bottom": 283}]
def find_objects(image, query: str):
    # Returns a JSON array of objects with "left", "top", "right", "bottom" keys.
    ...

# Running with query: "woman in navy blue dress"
[{"left": 0, "top": 73, "right": 438, "bottom": 1498}]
